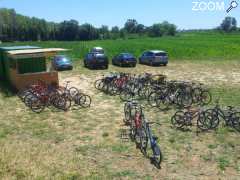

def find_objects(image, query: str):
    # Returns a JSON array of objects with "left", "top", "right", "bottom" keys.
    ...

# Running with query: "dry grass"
[{"left": 0, "top": 61, "right": 240, "bottom": 179}]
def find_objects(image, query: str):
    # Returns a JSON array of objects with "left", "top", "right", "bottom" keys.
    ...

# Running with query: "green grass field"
[
  {"left": 3, "top": 33, "right": 240, "bottom": 61},
  {"left": 0, "top": 33, "right": 240, "bottom": 179}
]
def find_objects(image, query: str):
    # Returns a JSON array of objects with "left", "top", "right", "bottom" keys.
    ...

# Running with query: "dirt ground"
[{"left": 0, "top": 62, "right": 240, "bottom": 179}]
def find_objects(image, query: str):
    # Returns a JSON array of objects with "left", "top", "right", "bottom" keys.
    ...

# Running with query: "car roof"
[
  {"left": 92, "top": 47, "right": 104, "bottom": 50},
  {"left": 120, "top": 53, "right": 133, "bottom": 55},
  {"left": 88, "top": 52, "right": 105, "bottom": 55},
  {"left": 148, "top": 50, "right": 166, "bottom": 53}
]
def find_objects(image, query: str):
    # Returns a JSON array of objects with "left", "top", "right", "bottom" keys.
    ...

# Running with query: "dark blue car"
[
  {"left": 112, "top": 53, "right": 137, "bottom": 67},
  {"left": 84, "top": 53, "right": 109, "bottom": 69},
  {"left": 52, "top": 55, "right": 73, "bottom": 71}
]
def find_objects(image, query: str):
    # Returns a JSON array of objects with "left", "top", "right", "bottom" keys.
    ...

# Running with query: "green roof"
[{"left": 0, "top": 46, "right": 40, "bottom": 51}]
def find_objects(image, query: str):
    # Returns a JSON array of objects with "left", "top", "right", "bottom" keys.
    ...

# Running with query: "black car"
[
  {"left": 112, "top": 53, "right": 137, "bottom": 67},
  {"left": 52, "top": 55, "right": 73, "bottom": 71},
  {"left": 84, "top": 53, "right": 109, "bottom": 69}
]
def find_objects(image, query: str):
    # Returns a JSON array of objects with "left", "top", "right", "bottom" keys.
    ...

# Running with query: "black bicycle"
[{"left": 205, "top": 100, "right": 240, "bottom": 132}]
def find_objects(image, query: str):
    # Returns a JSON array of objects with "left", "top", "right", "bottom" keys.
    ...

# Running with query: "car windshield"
[
  {"left": 155, "top": 52, "right": 167, "bottom": 56},
  {"left": 56, "top": 57, "right": 71, "bottom": 63},
  {"left": 95, "top": 54, "right": 106, "bottom": 58},
  {"left": 122, "top": 54, "right": 134, "bottom": 58}
]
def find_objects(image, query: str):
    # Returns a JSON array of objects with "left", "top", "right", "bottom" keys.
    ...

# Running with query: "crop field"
[
  {"left": 1, "top": 34, "right": 240, "bottom": 179},
  {"left": 3, "top": 33, "right": 240, "bottom": 61}
]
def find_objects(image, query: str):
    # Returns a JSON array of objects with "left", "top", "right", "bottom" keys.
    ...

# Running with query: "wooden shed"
[{"left": 0, "top": 46, "right": 68, "bottom": 90}]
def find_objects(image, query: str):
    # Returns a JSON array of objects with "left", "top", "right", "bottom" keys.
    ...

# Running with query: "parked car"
[
  {"left": 52, "top": 55, "right": 73, "bottom": 71},
  {"left": 112, "top": 53, "right": 137, "bottom": 67},
  {"left": 84, "top": 53, "right": 109, "bottom": 69},
  {"left": 139, "top": 50, "right": 168, "bottom": 66},
  {"left": 90, "top": 47, "right": 105, "bottom": 54}
]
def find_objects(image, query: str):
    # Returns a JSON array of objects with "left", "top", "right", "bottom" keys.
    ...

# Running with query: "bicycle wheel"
[
  {"left": 192, "top": 88, "right": 202, "bottom": 104},
  {"left": 140, "top": 126, "right": 148, "bottom": 156},
  {"left": 156, "top": 94, "right": 170, "bottom": 111},
  {"left": 69, "top": 87, "right": 79, "bottom": 99},
  {"left": 152, "top": 144, "right": 163, "bottom": 169},
  {"left": 148, "top": 92, "right": 158, "bottom": 107},
  {"left": 231, "top": 112, "right": 240, "bottom": 132},
  {"left": 200, "top": 90, "right": 212, "bottom": 105},
  {"left": 135, "top": 128, "right": 142, "bottom": 149},
  {"left": 77, "top": 94, "right": 91, "bottom": 108},
  {"left": 24, "top": 93, "right": 36, "bottom": 107},
  {"left": 130, "top": 118, "right": 136, "bottom": 141},
  {"left": 124, "top": 103, "right": 131, "bottom": 125},
  {"left": 94, "top": 79, "right": 104, "bottom": 90},
  {"left": 176, "top": 92, "right": 193, "bottom": 108},
  {"left": 108, "top": 84, "right": 118, "bottom": 96},
  {"left": 58, "top": 96, "right": 71, "bottom": 111},
  {"left": 204, "top": 109, "right": 220, "bottom": 129},
  {"left": 197, "top": 112, "right": 214, "bottom": 131},
  {"left": 171, "top": 111, "right": 185, "bottom": 129},
  {"left": 30, "top": 96, "right": 45, "bottom": 113}
]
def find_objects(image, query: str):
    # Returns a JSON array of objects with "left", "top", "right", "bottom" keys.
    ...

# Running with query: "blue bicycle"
[{"left": 140, "top": 120, "right": 163, "bottom": 169}]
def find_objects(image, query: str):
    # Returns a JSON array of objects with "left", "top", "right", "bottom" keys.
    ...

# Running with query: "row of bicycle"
[
  {"left": 95, "top": 72, "right": 240, "bottom": 133},
  {"left": 95, "top": 72, "right": 212, "bottom": 109},
  {"left": 18, "top": 80, "right": 91, "bottom": 113}
]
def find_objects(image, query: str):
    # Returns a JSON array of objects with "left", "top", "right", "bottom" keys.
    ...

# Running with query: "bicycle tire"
[
  {"left": 171, "top": 111, "right": 186, "bottom": 129},
  {"left": 231, "top": 112, "right": 240, "bottom": 132},
  {"left": 200, "top": 90, "right": 212, "bottom": 105},
  {"left": 30, "top": 95, "right": 45, "bottom": 113},
  {"left": 124, "top": 103, "right": 131, "bottom": 125},
  {"left": 140, "top": 126, "right": 148, "bottom": 156},
  {"left": 152, "top": 144, "right": 163, "bottom": 169}
]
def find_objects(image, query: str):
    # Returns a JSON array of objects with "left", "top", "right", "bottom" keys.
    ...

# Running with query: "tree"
[
  {"left": 111, "top": 26, "right": 119, "bottom": 34},
  {"left": 136, "top": 24, "right": 145, "bottom": 34},
  {"left": 79, "top": 23, "right": 99, "bottom": 40},
  {"left": 161, "top": 21, "right": 177, "bottom": 36},
  {"left": 220, "top": 17, "right": 237, "bottom": 32},
  {"left": 58, "top": 20, "right": 79, "bottom": 41},
  {"left": 0, "top": 8, "right": 178, "bottom": 42},
  {"left": 99, "top": 25, "right": 110, "bottom": 39},
  {"left": 120, "top": 29, "right": 126, "bottom": 39},
  {"left": 148, "top": 23, "right": 164, "bottom": 37},
  {"left": 124, "top": 19, "right": 138, "bottom": 33}
]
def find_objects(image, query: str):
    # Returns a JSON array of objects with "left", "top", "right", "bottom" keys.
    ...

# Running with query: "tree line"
[{"left": 0, "top": 8, "right": 177, "bottom": 42}]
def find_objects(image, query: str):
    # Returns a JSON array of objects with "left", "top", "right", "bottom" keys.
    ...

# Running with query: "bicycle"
[
  {"left": 171, "top": 106, "right": 216, "bottom": 131},
  {"left": 205, "top": 100, "right": 240, "bottom": 132},
  {"left": 140, "top": 120, "right": 163, "bottom": 169}
]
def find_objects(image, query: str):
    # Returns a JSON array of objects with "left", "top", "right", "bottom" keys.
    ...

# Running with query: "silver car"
[
  {"left": 90, "top": 47, "right": 105, "bottom": 54},
  {"left": 139, "top": 50, "right": 168, "bottom": 66}
]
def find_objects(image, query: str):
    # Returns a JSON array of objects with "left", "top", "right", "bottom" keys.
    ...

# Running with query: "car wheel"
[{"left": 163, "top": 63, "right": 167, "bottom": 66}]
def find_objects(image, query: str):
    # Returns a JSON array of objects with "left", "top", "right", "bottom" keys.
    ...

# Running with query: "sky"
[{"left": 0, "top": 0, "right": 239, "bottom": 29}]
